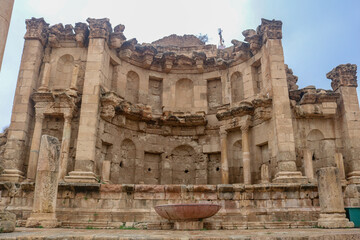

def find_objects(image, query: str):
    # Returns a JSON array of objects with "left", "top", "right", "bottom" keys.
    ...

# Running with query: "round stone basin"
[{"left": 154, "top": 203, "right": 221, "bottom": 221}]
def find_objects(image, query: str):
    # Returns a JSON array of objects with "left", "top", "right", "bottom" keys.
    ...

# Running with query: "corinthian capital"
[
  {"left": 24, "top": 17, "right": 49, "bottom": 46},
  {"left": 326, "top": 64, "right": 357, "bottom": 90},
  {"left": 258, "top": 18, "right": 282, "bottom": 43},
  {"left": 86, "top": 18, "right": 112, "bottom": 40}
]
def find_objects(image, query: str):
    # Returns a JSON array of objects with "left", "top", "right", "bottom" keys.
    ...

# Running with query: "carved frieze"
[
  {"left": 48, "top": 24, "right": 75, "bottom": 48},
  {"left": 74, "top": 22, "right": 89, "bottom": 48},
  {"left": 258, "top": 18, "right": 282, "bottom": 43},
  {"left": 110, "top": 24, "right": 126, "bottom": 49}
]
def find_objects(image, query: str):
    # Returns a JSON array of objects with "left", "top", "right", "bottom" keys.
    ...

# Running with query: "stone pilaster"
[
  {"left": 241, "top": 124, "right": 251, "bottom": 184},
  {"left": 327, "top": 64, "right": 360, "bottom": 184},
  {"left": 260, "top": 18, "right": 306, "bottom": 183},
  {"left": 26, "top": 113, "right": 44, "bottom": 181},
  {"left": 26, "top": 135, "right": 61, "bottom": 228},
  {"left": 58, "top": 114, "right": 73, "bottom": 181},
  {"left": 0, "top": 18, "right": 48, "bottom": 182},
  {"left": 317, "top": 167, "right": 354, "bottom": 228},
  {"left": 65, "top": 18, "right": 111, "bottom": 183},
  {"left": 0, "top": 0, "right": 14, "bottom": 71},
  {"left": 220, "top": 129, "right": 229, "bottom": 184}
]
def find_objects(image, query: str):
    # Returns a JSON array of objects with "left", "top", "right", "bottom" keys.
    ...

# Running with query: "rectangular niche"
[
  {"left": 148, "top": 77, "right": 163, "bottom": 115},
  {"left": 207, "top": 153, "right": 221, "bottom": 184},
  {"left": 143, "top": 152, "right": 161, "bottom": 184},
  {"left": 207, "top": 78, "right": 222, "bottom": 113},
  {"left": 251, "top": 60, "right": 262, "bottom": 94}
]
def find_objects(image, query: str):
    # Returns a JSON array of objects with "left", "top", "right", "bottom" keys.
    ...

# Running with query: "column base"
[
  {"left": 0, "top": 169, "right": 25, "bottom": 182},
  {"left": 273, "top": 171, "right": 308, "bottom": 183},
  {"left": 317, "top": 213, "right": 354, "bottom": 228},
  {"left": 347, "top": 171, "right": 360, "bottom": 184},
  {"left": 174, "top": 221, "right": 203, "bottom": 230},
  {"left": 64, "top": 171, "right": 98, "bottom": 183},
  {"left": 26, "top": 213, "right": 61, "bottom": 228}
]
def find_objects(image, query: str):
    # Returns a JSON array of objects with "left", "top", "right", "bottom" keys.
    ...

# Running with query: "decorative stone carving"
[
  {"left": 74, "top": 22, "right": 89, "bottom": 47},
  {"left": 26, "top": 135, "right": 61, "bottom": 228},
  {"left": 258, "top": 18, "right": 282, "bottom": 43},
  {"left": 24, "top": 17, "right": 49, "bottom": 45},
  {"left": 326, "top": 64, "right": 357, "bottom": 90},
  {"left": 110, "top": 24, "right": 126, "bottom": 49},
  {"left": 86, "top": 18, "right": 112, "bottom": 40},
  {"left": 48, "top": 23, "right": 75, "bottom": 48},
  {"left": 242, "top": 30, "right": 262, "bottom": 54}
]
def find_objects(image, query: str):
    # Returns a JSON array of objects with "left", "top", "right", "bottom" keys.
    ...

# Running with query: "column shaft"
[
  {"left": 58, "top": 115, "right": 72, "bottom": 180},
  {"left": 220, "top": 132, "right": 229, "bottom": 184},
  {"left": 303, "top": 148, "right": 314, "bottom": 180},
  {"left": 26, "top": 113, "right": 44, "bottom": 181},
  {"left": 242, "top": 127, "right": 251, "bottom": 184},
  {"left": 0, "top": 0, "right": 14, "bottom": 70}
]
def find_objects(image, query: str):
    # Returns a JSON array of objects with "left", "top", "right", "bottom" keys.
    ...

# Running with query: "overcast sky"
[{"left": 0, "top": 0, "right": 359, "bottom": 130}]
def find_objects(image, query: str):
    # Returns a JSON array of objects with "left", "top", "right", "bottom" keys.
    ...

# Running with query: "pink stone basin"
[{"left": 154, "top": 203, "right": 221, "bottom": 221}]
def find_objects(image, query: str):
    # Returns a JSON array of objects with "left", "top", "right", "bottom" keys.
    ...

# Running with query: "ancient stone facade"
[{"left": 0, "top": 17, "right": 359, "bottom": 229}]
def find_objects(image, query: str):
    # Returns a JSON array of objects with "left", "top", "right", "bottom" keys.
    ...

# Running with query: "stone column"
[
  {"left": 0, "top": 18, "right": 48, "bottom": 182},
  {"left": 327, "top": 64, "right": 360, "bottom": 184},
  {"left": 0, "top": 0, "right": 14, "bottom": 71},
  {"left": 65, "top": 18, "right": 111, "bottom": 183},
  {"left": 316, "top": 167, "right": 354, "bottom": 228},
  {"left": 101, "top": 160, "right": 110, "bottom": 184},
  {"left": 220, "top": 130, "right": 229, "bottom": 184},
  {"left": 260, "top": 19, "right": 305, "bottom": 183},
  {"left": 58, "top": 114, "right": 72, "bottom": 181},
  {"left": 38, "top": 62, "right": 51, "bottom": 92},
  {"left": 26, "top": 135, "right": 61, "bottom": 228},
  {"left": 26, "top": 113, "right": 44, "bottom": 181},
  {"left": 303, "top": 148, "right": 315, "bottom": 180},
  {"left": 241, "top": 124, "right": 251, "bottom": 184}
]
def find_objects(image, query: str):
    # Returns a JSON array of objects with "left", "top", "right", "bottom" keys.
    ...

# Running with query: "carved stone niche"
[
  {"left": 258, "top": 18, "right": 282, "bottom": 43},
  {"left": 326, "top": 64, "right": 357, "bottom": 91},
  {"left": 24, "top": 17, "right": 49, "bottom": 46}
]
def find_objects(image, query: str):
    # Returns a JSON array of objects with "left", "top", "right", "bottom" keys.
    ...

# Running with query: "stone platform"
[{"left": 1, "top": 228, "right": 359, "bottom": 240}]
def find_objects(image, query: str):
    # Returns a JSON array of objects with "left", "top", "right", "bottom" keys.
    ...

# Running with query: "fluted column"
[
  {"left": 38, "top": 62, "right": 51, "bottom": 92},
  {"left": 220, "top": 130, "right": 229, "bottom": 184},
  {"left": 58, "top": 114, "right": 72, "bottom": 181},
  {"left": 241, "top": 125, "right": 251, "bottom": 184},
  {"left": 26, "top": 113, "right": 44, "bottom": 181}
]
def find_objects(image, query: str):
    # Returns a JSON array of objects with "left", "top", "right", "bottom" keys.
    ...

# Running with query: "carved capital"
[
  {"left": 24, "top": 17, "right": 49, "bottom": 46},
  {"left": 259, "top": 18, "right": 282, "bottom": 43},
  {"left": 240, "top": 124, "right": 250, "bottom": 133},
  {"left": 86, "top": 18, "right": 112, "bottom": 40},
  {"left": 326, "top": 64, "right": 357, "bottom": 90},
  {"left": 74, "top": 22, "right": 89, "bottom": 48},
  {"left": 64, "top": 113, "right": 73, "bottom": 122}
]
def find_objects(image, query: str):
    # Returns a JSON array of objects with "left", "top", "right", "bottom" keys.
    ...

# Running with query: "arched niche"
[
  {"left": 230, "top": 140, "right": 243, "bottom": 183},
  {"left": 231, "top": 72, "right": 244, "bottom": 103},
  {"left": 306, "top": 129, "right": 335, "bottom": 172},
  {"left": 171, "top": 145, "right": 196, "bottom": 184},
  {"left": 110, "top": 139, "right": 136, "bottom": 184},
  {"left": 175, "top": 78, "right": 194, "bottom": 109},
  {"left": 50, "top": 54, "right": 74, "bottom": 90},
  {"left": 125, "top": 71, "right": 140, "bottom": 103}
]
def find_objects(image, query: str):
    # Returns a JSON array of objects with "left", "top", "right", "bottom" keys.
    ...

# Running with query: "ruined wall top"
[{"left": 152, "top": 34, "right": 205, "bottom": 47}]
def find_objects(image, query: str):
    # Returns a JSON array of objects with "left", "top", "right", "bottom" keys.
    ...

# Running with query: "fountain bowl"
[{"left": 154, "top": 203, "right": 221, "bottom": 221}]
